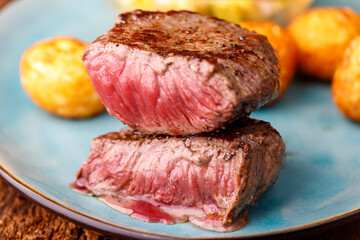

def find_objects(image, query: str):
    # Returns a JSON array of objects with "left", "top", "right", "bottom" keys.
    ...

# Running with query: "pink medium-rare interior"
[
  {"left": 83, "top": 45, "right": 237, "bottom": 135},
  {"left": 76, "top": 137, "right": 246, "bottom": 231},
  {"left": 79, "top": 138, "right": 242, "bottom": 207}
]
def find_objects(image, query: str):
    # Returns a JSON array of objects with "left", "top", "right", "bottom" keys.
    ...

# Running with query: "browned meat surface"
[
  {"left": 83, "top": 10, "right": 280, "bottom": 135},
  {"left": 75, "top": 118, "right": 285, "bottom": 232}
]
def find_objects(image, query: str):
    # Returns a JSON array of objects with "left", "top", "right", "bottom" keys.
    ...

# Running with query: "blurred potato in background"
[
  {"left": 107, "top": 0, "right": 314, "bottom": 25},
  {"left": 20, "top": 37, "right": 104, "bottom": 119},
  {"left": 211, "top": 1, "right": 259, "bottom": 23},
  {"left": 332, "top": 36, "right": 360, "bottom": 122},
  {"left": 288, "top": 7, "right": 360, "bottom": 81},
  {"left": 240, "top": 21, "right": 298, "bottom": 104}
]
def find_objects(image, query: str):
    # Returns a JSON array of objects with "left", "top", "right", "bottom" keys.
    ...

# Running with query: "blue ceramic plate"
[{"left": 1, "top": 0, "right": 360, "bottom": 239}]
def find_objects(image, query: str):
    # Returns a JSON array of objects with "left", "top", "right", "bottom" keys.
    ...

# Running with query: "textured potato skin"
[
  {"left": 288, "top": 7, "right": 360, "bottom": 81},
  {"left": 240, "top": 21, "right": 298, "bottom": 104},
  {"left": 20, "top": 37, "right": 104, "bottom": 118},
  {"left": 332, "top": 36, "right": 360, "bottom": 122}
]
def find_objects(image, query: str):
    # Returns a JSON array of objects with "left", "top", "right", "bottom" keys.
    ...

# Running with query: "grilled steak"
[
  {"left": 74, "top": 118, "right": 285, "bottom": 232},
  {"left": 82, "top": 10, "right": 280, "bottom": 135}
]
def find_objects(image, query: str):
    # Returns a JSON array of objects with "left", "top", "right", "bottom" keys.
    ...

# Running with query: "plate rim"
[
  {"left": 2, "top": 0, "right": 360, "bottom": 238},
  {"left": 1, "top": 164, "right": 360, "bottom": 239}
]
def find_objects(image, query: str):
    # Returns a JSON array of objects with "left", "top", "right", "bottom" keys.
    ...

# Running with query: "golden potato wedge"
[
  {"left": 240, "top": 21, "right": 298, "bottom": 104},
  {"left": 332, "top": 36, "right": 360, "bottom": 122},
  {"left": 20, "top": 37, "right": 104, "bottom": 118},
  {"left": 288, "top": 7, "right": 360, "bottom": 81}
]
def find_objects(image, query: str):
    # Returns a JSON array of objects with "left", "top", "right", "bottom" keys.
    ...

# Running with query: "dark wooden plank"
[{"left": 0, "top": 177, "right": 104, "bottom": 239}]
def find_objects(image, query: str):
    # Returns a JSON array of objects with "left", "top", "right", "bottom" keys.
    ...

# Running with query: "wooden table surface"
[{"left": 1, "top": 0, "right": 360, "bottom": 239}]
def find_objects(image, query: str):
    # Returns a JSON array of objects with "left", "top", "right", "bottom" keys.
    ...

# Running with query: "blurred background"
[{"left": 106, "top": 0, "right": 314, "bottom": 24}]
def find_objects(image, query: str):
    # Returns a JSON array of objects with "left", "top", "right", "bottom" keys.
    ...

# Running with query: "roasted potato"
[
  {"left": 240, "top": 21, "right": 298, "bottom": 104},
  {"left": 288, "top": 7, "right": 360, "bottom": 81},
  {"left": 20, "top": 37, "right": 104, "bottom": 118},
  {"left": 332, "top": 36, "right": 360, "bottom": 122}
]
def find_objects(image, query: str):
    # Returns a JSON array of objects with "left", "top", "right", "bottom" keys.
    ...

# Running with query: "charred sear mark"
[
  {"left": 102, "top": 10, "right": 275, "bottom": 68},
  {"left": 116, "top": 14, "right": 128, "bottom": 25},
  {"left": 227, "top": 54, "right": 237, "bottom": 60}
]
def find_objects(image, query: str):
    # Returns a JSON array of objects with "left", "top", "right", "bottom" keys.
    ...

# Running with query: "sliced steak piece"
[
  {"left": 74, "top": 118, "right": 285, "bottom": 232},
  {"left": 82, "top": 10, "right": 280, "bottom": 135}
]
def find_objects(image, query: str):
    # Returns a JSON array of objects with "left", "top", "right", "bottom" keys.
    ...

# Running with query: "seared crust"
[
  {"left": 98, "top": 10, "right": 276, "bottom": 64},
  {"left": 82, "top": 10, "right": 280, "bottom": 135},
  {"left": 91, "top": 10, "right": 280, "bottom": 104},
  {"left": 98, "top": 118, "right": 280, "bottom": 144},
  {"left": 79, "top": 117, "right": 285, "bottom": 230}
]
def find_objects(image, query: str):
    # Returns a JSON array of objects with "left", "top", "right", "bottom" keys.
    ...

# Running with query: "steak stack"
[{"left": 75, "top": 10, "right": 286, "bottom": 232}]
